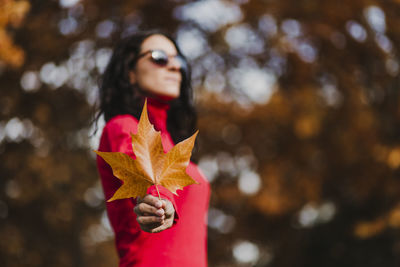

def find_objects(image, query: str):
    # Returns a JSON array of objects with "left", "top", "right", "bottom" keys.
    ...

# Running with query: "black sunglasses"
[{"left": 136, "top": 49, "right": 187, "bottom": 72}]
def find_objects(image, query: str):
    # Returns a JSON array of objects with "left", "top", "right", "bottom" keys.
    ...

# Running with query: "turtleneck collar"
[{"left": 146, "top": 97, "right": 170, "bottom": 132}]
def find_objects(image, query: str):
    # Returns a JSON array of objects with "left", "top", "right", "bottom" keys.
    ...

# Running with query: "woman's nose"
[{"left": 167, "top": 56, "right": 181, "bottom": 71}]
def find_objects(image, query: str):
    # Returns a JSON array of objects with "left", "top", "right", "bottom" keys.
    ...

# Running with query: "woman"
[{"left": 95, "top": 30, "right": 210, "bottom": 267}]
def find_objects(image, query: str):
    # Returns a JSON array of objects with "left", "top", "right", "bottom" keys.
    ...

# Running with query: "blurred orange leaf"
[
  {"left": 354, "top": 218, "right": 386, "bottom": 239},
  {"left": 0, "top": 0, "right": 30, "bottom": 67}
]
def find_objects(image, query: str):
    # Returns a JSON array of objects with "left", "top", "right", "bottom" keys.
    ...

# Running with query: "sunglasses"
[{"left": 136, "top": 49, "right": 187, "bottom": 72}]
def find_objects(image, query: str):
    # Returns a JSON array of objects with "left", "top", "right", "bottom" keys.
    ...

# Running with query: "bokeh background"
[{"left": 1, "top": 0, "right": 400, "bottom": 266}]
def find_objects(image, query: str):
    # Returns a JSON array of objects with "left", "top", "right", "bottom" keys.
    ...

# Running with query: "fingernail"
[
  {"left": 156, "top": 201, "right": 162, "bottom": 208},
  {"left": 156, "top": 209, "right": 164, "bottom": 216}
]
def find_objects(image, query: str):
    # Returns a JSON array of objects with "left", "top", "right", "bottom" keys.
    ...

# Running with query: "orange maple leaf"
[{"left": 95, "top": 99, "right": 199, "bottom": 202}]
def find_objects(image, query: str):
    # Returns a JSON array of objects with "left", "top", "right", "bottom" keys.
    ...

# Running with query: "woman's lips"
[{"left": 165, "top": 77, "right": 180, "bottom": 83}]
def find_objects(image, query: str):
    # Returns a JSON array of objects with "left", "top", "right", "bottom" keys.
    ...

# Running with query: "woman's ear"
[{"left": 129, "top": 70, "right": 136, "bottom": 84}]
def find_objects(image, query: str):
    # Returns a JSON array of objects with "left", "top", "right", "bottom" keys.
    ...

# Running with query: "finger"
[
  {"left": 141, "top": 222, "right": 162, "bottom": 233},
  {"left": 134, "top": 203, "right": 165, "bottom": 217},
  {"left": 161, "top": 200, "right": 175, "bottom": 216},
  {"left": 151, "top": 224, "right": 167, "bottom": 233},
  {"left": 136, "top": 215, "right": 164, "bottom": 225},
  {"left": 142, "top": 195, "right": 163, "bottom": 209},
  {"left": 151, "top": 220, "right": 172, "bottom": 233}
]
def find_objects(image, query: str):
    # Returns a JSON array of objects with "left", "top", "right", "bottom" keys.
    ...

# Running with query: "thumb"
[{"left": 161, "top": 199, "right": 174, "bottom": 216}]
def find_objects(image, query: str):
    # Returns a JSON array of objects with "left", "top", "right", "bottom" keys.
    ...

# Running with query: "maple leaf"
[{"left": 95, "top": 99, "right": 199, "bottom": 202}]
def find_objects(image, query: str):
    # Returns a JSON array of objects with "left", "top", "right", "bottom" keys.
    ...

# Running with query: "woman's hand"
[{"left": 134, "top": 194, "right": 175, "bottom": 233}]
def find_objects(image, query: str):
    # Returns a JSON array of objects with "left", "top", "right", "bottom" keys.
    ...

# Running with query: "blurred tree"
[{"left": 1, "top": 0, "right": 400, "bottom": 266}]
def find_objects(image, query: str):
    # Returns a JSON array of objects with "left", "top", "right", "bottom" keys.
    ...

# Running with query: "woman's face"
[{"left": 129, "top": 34, "right": 182, "bottom": 100}]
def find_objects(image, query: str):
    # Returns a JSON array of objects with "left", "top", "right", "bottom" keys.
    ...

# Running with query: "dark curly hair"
[{"left": 95, "top": 30, "right": 197, "bottom": 143}]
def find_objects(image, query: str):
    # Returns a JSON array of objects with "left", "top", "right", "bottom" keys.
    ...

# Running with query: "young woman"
[{"left": 95, "top": 30, "right": 210, "bottom": 266}]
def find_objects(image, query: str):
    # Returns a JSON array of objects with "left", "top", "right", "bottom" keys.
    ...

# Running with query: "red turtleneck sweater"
[{"left": 96, "top": 99, "right": 210, "bottom": 267}]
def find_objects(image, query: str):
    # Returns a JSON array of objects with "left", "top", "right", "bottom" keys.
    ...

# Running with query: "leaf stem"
[{"left": 155, "top": 184, "right": 161, "bottom": 201}]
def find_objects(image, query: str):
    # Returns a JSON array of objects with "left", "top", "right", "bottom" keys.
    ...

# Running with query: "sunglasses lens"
[
  {"left": 149, "top": 50, "right": 188, "bottom": 74},
  {"left": 151, "top": 50, "right": 168, "bottom": 66}
]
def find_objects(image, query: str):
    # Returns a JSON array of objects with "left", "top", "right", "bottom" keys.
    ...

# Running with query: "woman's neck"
[{"left": 146, "top": 97, "right": 170, "bottom": 132}]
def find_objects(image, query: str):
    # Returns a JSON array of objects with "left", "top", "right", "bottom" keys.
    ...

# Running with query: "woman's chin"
[
  {"left": 152, "top": 91, "right": 180, "bottom": 101},
  {"left": 158, "top": 88, "right": 180, "bottom": 100},
  {"left": 143, "top": 86, "right": 180, "bottom": 101}
]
